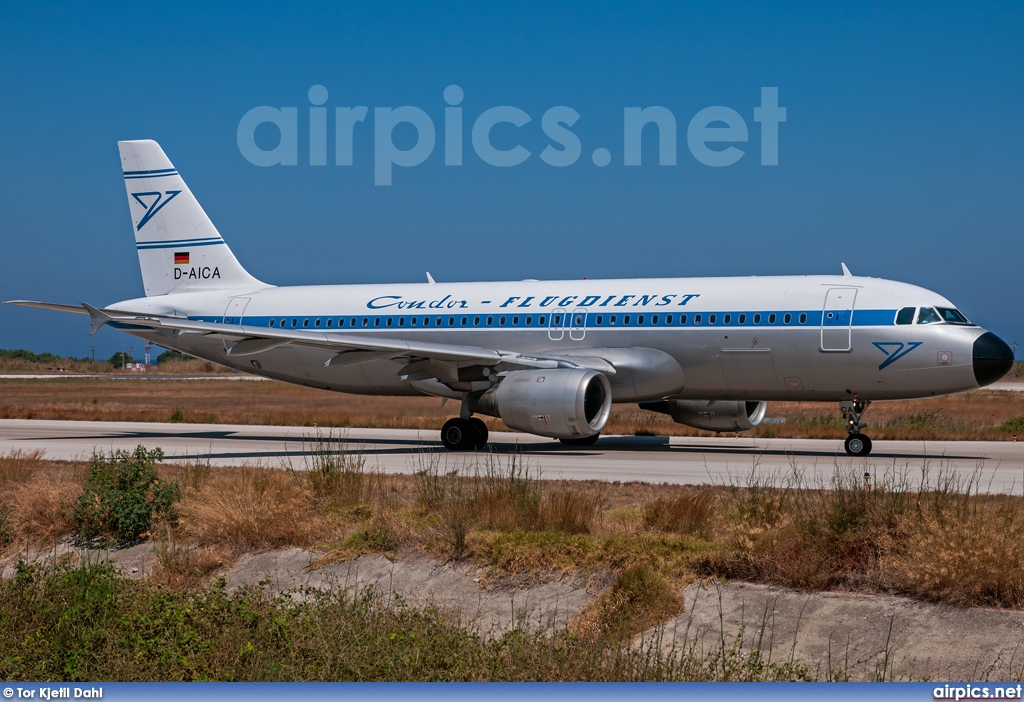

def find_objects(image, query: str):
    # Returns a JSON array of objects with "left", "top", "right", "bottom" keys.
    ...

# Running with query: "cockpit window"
[
  {"left": 916, "top": 307, "right": 941, "bottom": 324},
  {"left": 895, "top": 307, "right": 915, "bottom": 325},
  {"left": 936, "top": 307, "right": 972, "bottom": 325}
]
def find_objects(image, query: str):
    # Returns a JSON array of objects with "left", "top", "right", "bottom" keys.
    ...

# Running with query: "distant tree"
[
  {"left": 0, "top": 349, "right": 58, "bottom": 364},
  {"left": 108, "top": 351, "right": 134, "bottom": 367},
  {"left": 156, "top": 349, "right": 193, "bottom": 364}
]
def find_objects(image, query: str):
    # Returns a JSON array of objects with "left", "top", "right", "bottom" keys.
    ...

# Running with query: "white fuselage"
[{"left": 110, "top": 273, "right": 988, "bottom": 403}]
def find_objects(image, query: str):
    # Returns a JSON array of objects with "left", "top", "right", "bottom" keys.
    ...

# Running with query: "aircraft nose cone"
[{"left": 973, "top": 331, "right": 1014, "bottom": 387}]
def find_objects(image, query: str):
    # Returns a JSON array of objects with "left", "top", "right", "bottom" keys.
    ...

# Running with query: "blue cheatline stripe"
[
  {"left": 138, "top": 236, "right": 223, "bottom": 246},
  {"left": 137, "top": 239, "right": 225, "bottom": 250},
  {"left": 124, "top": 172, "right": 180, "bottom": 180},
  {"left": 197, "top": 308, "right": 903, "bottom": 332},
  {"left": 123, "top": 167, "right": 177, "bottom": 176}
]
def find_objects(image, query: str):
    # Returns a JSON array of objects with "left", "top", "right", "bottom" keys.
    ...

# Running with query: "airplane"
[{"left": 7, "top": 140, "right": 1015, "bottom": 457}]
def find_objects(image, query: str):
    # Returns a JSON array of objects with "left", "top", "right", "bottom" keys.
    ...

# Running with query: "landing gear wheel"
[
  {"left": 441, "top": 418, "right": 474, "bottom": 451},
  {"left": 441, "top": 417, "right": 488, "bottom": 451},
  {"left": 468, "top": 418, "right": 489, "bottom": 450},
  {"left": 844, "top": 433, "right": 872, "bottom": 457},
  {"left": 559, "top": 433, "right": 600, "bottom": 447}
]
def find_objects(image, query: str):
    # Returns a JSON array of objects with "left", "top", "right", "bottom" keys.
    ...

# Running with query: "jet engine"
[
  {"left": 470, "top": 369, "right": 612, "bottom": 439},
  {"left": 639, "top": 399, "right": 768, "bottom": 432}
]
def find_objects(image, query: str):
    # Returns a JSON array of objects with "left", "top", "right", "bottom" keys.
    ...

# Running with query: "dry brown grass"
[
  {"left": 888, "top": 506, "right": 1024, "bottom": 608},
  {"left": 0, "top": 454, "right": 84, "bottom": 549},
  {"left": 5, "top": 445, "right": 1024, "bottom": 612},
  {"left": 0, "top": 449, "right": 44, "bottom": 485},
  {"left": 177, "top": 467, "right": 311, "bottom": 551},
  {"left": 643, "top": 489, "right": 716, "bottom": 537},
  {"left": 571, "top": 565, "right": 684, "bottom": 642}
]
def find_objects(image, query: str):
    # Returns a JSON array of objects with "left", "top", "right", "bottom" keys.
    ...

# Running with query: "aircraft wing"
[{"left": 5, "top": 301, "right": 616, "bottom": 379}]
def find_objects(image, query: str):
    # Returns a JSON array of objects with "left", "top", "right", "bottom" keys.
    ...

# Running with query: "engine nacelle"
[
  {"left": 639, "top": 399, "right": 768, "bottom": 432},
  {"left": 471, "top": 369, "right": 612, "bottom": 439}
]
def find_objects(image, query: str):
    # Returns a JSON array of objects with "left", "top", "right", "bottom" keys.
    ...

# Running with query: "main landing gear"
[
  {"left": 841, "top": 397, "right": 873, "bottom": 457},
  {"left": 440, "top": 416, "right": 489, "bottom": 451}
]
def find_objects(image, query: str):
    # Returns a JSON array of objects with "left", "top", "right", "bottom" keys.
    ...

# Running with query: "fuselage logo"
[
  {"left": 872, "top": 341, "right": 923, "bottom": 370},
  {"left": 131, "top": 190, "right": 181, "bottom": 230}
]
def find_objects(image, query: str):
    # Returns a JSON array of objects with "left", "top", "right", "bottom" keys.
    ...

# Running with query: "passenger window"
[
  {"left": 423, "top": 317, "right": 429, "bottom": 326},
  {"left": 694, "top": 314, "right": 702, "bottom": 325},
  {"left": 723, "top": 314, "right": 731, "bottom": 324},
  {"left": 474, "top": 316, "right": 480, "bottom": 326},
  {"left": 539, "top": 316, "right": 546, "bottom": 325},
  {"left": 314, "top": 318, "right": 321, "bottom": 327},
  {"left": 327, "top": 319, "right": 333, "bottom": 328},
  {"left": 499, "top": 316, "right": 506, "bottom": 325},
  {"left": 398, "top": 318, "right": 405, "bottom": 326},
  {"left": 303, "top": 319, "right": 309, "bottom": 328},
  {"left": 652, "top": 314, "right": 659, "bottom": 325},
  {"left": 624, "top": 315, "right": 631, "bottom": 325},
  {"left": 679, "top": 314, "right": 687, "bottom": 325},
  {"left": 799, "top": 313, "right": 807, "bottom": 324},
  {"left": 596, "top": 315, "right": 603, "bottom": 325},
  {"left": 768, "top": 313, "right": 776, "bottom": 324},
  {"left": 709, "top": 314, "right": 716, "bottom": 324},
  {"left": 461, "top": 317, "right": 467, "bottom": 326},
  {"left": 637, "top": 315, "right": 644, "bottom": 325},
  {"left": 753, "top": 314, "right": 761, "bottom": 324},
  {"left": 292, "top": 319, "right": 298, "bottom": 327},
  {"left": 526, "top": 316, "right": 533, "bottom": 325},
  {"left": 917, "top": 307, "right": 941, "bottom": 324},
  {"left": 486, "top": 316, "right": 492, "bottom": 325},
  {"left": 896, "top": 307, "right": 915, "bottom": 325},
  {"left": 374, "top": 318, "right": 380, "bottom": 327},
  {"left": 666, "top": 315, "right": 673, "bottom": 324},
  {"left": 269, "top": 319, "right": 276, "bottom": 327},
  {"left": 610, "top": 315, "right": 617, "bottom": 325},
  {"left": 738, "top": 314, "right": 746, "bottom": 324},
  {"left": 410, "top": 317, "right": 416, "bottom": 326},
  {"left": 362, "top": 318, "right": 368, "bottom": 327},
  {"left": 784, "top": 313, "right": 791, "bottom": 324},
  {"left": 554, "top": 315, "right": 561, "bottom": 325}
]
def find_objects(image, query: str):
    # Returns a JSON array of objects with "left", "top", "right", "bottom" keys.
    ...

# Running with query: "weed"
[
  {"left": 644, "top": 490, "right": 715, "bottom": 537},
  {"left": 303, "top": 431, "right": 368, "bottom": 505},
  {"left": 71, "top": 445, "right": 181, "bottom": 547}
]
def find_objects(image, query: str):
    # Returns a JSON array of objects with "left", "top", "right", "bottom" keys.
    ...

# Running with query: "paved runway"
[{"left": 3, "top": 419, "right": 1024, "bottom": 492}]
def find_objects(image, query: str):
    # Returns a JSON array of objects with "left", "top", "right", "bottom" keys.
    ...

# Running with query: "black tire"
[
  {"left": 468, "top": 417, "right": 489, "bottom": 450},
  {"left": 844, "top": 433, "right": 872, "bottom": 457},
  {"left": 441, "top": 418, "right": 473, "bottom": 451},
  {"left": 559, "top": 433, "right": 600, "bottom": 447}
]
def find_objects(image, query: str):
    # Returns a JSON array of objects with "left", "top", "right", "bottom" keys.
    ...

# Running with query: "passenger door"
[{"left": 820, "top": 288, "right": 856, "bottom": 351}]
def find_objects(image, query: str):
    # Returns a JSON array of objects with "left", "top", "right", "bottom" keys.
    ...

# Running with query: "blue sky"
[{"left": 1, "top": 1, "right": 1022, "bottom": 358}]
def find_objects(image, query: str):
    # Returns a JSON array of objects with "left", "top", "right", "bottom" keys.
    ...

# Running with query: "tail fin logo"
[
  {"left": 872, "top": 341, "right": 923, "bottom": 370},
  {"left": 131, "top": 190, "right": 181, "bottom": 230}
]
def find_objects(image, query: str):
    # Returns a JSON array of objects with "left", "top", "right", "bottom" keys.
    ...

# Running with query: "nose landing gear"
[{"left": 841, "top": 397, "right": 873, "bottom": 457}]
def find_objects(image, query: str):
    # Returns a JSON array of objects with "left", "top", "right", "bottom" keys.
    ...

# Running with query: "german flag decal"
[{"left": 174, "top": 252, "right": 189, "bottom": 265}]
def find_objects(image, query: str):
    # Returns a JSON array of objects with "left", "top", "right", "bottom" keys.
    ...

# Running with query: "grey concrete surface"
[{"left": 2, "top": 418, "right": 1023, "bottom": 491}]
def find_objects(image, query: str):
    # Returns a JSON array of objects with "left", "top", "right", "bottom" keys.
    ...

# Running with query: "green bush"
[
  {"left": 71, "top": 446, "right": 181, "bottom": 547},
  {"left": 156, "top": 349, "right": 193, "bottom": 364},
  {"left": 0, "top": 348, "right": 59, "bottom": 364},
  {"left": 108, "top": 351, "right": 135, "bottom": 367}
]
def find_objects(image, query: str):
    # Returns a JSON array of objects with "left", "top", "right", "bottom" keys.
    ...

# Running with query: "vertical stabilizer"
[{"left": 119, "top": 140, "right": 268, "bottom": 296}]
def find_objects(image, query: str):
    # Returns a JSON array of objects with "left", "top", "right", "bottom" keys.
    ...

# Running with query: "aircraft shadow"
[{"left": 24, "top": 429, "right": 988, "bottom": 463}]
